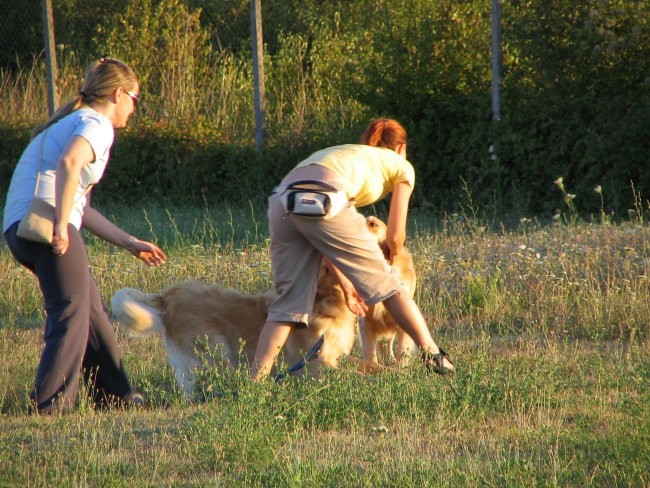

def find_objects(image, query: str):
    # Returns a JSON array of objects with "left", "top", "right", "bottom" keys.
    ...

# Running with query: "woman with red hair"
[{"left": 251, "top": 118, "right": 454, "bottom": 380}]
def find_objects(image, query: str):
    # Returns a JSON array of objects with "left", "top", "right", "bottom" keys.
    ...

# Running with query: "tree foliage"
[{"left": 1, "top": 0, "right": 649, "bottom": 218}]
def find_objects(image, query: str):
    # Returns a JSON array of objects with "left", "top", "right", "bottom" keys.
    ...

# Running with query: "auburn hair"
[{"left": 360, "top": 118, "right": 407, "bottom": 149}]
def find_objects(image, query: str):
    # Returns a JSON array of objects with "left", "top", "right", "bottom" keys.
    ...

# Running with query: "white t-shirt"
[{"left": 3, "top": 108, "right": 114, "bottom": 233}]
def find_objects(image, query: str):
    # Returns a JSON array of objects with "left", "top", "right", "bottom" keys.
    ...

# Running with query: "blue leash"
[{"left": 274, "top": 334, "right": 326, "bottom": 382}]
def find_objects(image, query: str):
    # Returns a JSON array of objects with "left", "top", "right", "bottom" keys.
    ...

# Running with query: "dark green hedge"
[
  {"left": 0, "top": 123, "right": 31, "bottom": 197},
  {"left": 2, "top": 0, "right": 649, "bottom": 221},
  {"left": 1, "top": 100, "right": 648, "bottom": 221},
  {"left": 0, "top": 117, "right": 365, "bottom": 210},
  {"left": 97, "top": 121, "right": 295, "bottom": 208}
]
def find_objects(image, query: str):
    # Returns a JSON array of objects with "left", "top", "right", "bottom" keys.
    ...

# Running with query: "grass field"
[{"left": 1, "top": 204, "right": 648, "bottom": 487}]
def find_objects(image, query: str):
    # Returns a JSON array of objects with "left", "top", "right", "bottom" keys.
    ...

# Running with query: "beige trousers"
[{"left": 266, "top": 192, "right": 401, "bottom": 326}]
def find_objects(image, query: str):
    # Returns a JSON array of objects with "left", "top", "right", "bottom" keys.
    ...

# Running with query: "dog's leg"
[
  {"left": 395, "top": 328, "right": 417, "bottom": 367},
  {"left": 379, "top": 335, "right": 398, "bottom": 365},
  {"left": 358, "top": 316, "right": 380, "bottom": 364},
  {"left": 165, "top": 339, "right": 200, "bottom": 399},
  {"left": 341, "top": 356, "right": 388, "bottom": 375}
]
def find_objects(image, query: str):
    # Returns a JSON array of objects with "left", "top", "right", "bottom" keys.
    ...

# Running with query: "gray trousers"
[{"left": 4, "top": 221, "right": 133, "bottom": 413}]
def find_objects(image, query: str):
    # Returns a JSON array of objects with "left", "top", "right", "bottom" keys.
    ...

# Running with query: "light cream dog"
[
  {"left": 110, "top": 216, "right": 401, "bottom": 399},
  {"left": 360, "top": 215, "right": 418, "bottom": 367},
  {"left": 111, "top": 268, "right": 360, "bottom": 399}
]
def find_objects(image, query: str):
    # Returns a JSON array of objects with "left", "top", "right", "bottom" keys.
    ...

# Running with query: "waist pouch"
[{"left": 280, "top": 180, "right": 350, "bottom": 218}]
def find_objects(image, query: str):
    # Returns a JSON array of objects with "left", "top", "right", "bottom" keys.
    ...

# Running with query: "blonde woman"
[
  {"left": 251, "top": 118, "right": 454, "bottom": 380},
  {"left": 3, "top": 57, "right": 167, "bottom": 414}
]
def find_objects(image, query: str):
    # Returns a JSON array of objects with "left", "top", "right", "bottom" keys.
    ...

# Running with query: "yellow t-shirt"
[{"left": 294, "top": 144, "right": 415, "bottom": 207}]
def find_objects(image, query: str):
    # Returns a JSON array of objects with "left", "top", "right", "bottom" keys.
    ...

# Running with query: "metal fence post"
[
  {"left": 41, "top": 0, "right": 59, "bottom": 116},
  {"left": 491, "top": 0, "right": 501, "bottom": 122},
  {"left": 250, "top": 0, "right": 266, "bottom": 154}
]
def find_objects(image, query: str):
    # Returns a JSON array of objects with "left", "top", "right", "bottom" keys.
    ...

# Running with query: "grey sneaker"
[{"left": 121, "top": 392, "right": 146, "bottom": 408}]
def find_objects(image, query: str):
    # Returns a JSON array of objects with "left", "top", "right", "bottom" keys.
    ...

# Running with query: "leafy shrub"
[
  {"left": 94, "top": 118, "right": 342, "bottom": 207},
  {"left": 2, "top": 0, "right": 650, "bottom": 219},
  {"left": 0, "top": 122, "right": 31, "bottom": 196}
]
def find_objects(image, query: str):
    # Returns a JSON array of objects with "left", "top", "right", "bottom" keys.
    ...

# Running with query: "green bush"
[
  {"left": 94, "top": 118, "right": 348, "bottom": 207},
  {"left": 495, "top": 0, "right": 650, "bottom": 216},
  {"left": 1, "top": 0, "right": 650, "bottom": 220},
  {"left": 0, "top": 122, "right": 31, "bottom": 196}
]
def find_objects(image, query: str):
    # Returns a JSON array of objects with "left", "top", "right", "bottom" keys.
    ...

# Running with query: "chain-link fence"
[
  {"left": 0, "top": 1, "right": 46, "bottom": 69},
  {"left": 1, "top": 0, "right": 258, "bottom": 73},
  {"left": 1, "top": 0, "right": 265, "bottom": 142}
]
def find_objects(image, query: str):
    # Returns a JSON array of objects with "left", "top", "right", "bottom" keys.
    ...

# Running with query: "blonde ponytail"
[{"left": 31, "top": 57, "right": 138, "bottom": 138}]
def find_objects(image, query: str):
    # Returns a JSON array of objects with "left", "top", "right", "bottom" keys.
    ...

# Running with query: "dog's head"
[
  {"left": 315, "top": 265, "right": 343, "bottom": 301},
  {"left": 313, "top": 265, "right": 353, "bottom": 319},
  {"left": 366, "top": 215, "right": 390, "bottom": 261},
  {"left": 366, "top": 215, "right": 387, "bottom": 241}
]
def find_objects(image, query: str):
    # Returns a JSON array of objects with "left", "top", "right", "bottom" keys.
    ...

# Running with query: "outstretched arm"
[
  {"left": 83, "top": 205, "right": 168, "bottom": 267},
  {"left": 386, "top": 181, "right": 412, "bottom": 264}
]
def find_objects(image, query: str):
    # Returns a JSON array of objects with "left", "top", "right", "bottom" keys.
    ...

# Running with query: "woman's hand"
[
  {"left": 51, "top": 223, "right": 70, "bottom": 256},
  {"left": 127, "top": 238, "right": 168, "bottom": 267},
  {"left": 343, "top": 285, "right": 368, "bottom": 317},
  {"left": 81, "top": 207, "right": 167, "bottom": 266},
  {"left": 322, "top": 256, "right": 368, "bottom": 317}
]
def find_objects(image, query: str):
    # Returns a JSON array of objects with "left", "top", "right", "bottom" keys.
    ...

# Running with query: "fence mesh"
[
  {"left": 0, "top": 0, "right": 255, "bottom": 68},
  {"left": 0, "top": 1, "right": 260, "bottom": 128},
  {"left": 0, "top": 1, "right": 45, "bottom": 69}
]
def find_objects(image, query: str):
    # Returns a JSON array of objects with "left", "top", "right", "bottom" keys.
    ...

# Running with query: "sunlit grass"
[
  {"left": 0, "top": 46, "right": 367, "bottom": 144},
  {"left": 0, "top": 204, "right": 648, "bottom": 486}
]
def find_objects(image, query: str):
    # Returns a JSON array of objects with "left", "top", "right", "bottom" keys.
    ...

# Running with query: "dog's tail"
[{"left": 110, "top": 287, "right": 165, "bottom": 336}]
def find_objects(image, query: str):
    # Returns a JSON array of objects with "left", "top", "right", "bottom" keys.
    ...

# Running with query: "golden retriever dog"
[
  {"left": 360, "top": 216, "right": 418, "bottom": 367},
  {"left": 110, "top": 267, "right": 359, "bottom": 399},
  {"left": 109, "top": 215, "right": 404, "bottom": 399},
  {"left": 284, "top": 266, "right": 359, "bottom": 377}
]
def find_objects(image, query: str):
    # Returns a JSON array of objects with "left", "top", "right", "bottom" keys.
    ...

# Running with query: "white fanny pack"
[{"left": 280, "top": 180, "right": 350, "bottom": 219}]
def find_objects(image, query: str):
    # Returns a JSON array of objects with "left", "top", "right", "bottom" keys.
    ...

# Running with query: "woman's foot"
[
  {"left": 119, "top": 392, "right": 146, "bottom": 409},
  {"left": 422, "top": 348, "right": 454, "bottom": 375}
]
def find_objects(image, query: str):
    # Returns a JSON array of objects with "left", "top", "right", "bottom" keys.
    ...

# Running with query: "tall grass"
[
  {"left": 0, "top": 59, "right": 50, "bottom": 124},
  {"left": 0, "top": 36, "right": 366, "bottom": 144},
  {"left": 0, "top": 52, "right": 96, "bottom": 128},
  {"left": 1, "top": 203, "right": 648, "bottom": 486}
]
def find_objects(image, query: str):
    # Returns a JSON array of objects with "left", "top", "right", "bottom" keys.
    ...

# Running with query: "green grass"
[{"left": 1, "top": 204, "right": 648, "bottom": 487}]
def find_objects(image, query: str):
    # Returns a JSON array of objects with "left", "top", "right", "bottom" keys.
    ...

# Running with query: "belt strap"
[
  {"left": 286, "top": 180, "right": 339, "bottom": 192},
  {"left": 272, "top": 180, "right": 341, "bottom": 196}
]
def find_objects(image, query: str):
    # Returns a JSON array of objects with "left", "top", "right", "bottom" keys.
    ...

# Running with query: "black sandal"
[{"left": 422, "top": 348, "right": 454, "bottom": 375}]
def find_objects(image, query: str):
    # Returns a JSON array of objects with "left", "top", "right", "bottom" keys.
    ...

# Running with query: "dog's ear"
[
  {"left": 366, "top": 215, "right": 388, "bottom": 241},
  {"left": 366, "top": 215, "right": 383, "bottom": 231},
  {"left": 318, "top": 263, "right": 330, "bottom": 277},
  {"left": 378, "top": 240, "right": 391, "bottom": 261},
  {"left": 365, "top": 216, "right": 390, "bottom": 261}
]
